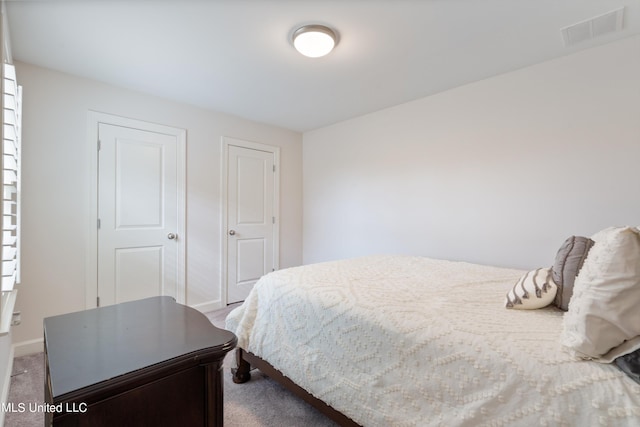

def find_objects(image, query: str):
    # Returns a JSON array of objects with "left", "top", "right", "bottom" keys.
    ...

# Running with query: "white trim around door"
[{"left": 86, "top": 111, "right": 186, "bottom": 309}]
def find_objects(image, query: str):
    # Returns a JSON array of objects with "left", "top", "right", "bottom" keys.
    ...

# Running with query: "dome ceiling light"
[{"left": 292, "top": 24, "right": 338, "bottom": 58}]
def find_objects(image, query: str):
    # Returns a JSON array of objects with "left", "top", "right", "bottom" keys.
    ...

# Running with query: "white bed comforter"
[{"left": 225, "top": 255, "right": 640, "bottom": 427}]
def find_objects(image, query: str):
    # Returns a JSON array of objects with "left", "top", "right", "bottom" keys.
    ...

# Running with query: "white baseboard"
[
  {"left": 191, "top": 299, "right": 223, "bottom": 314},
  {"left": 12, "top": 338, "right": 44, "bottom": 358}
]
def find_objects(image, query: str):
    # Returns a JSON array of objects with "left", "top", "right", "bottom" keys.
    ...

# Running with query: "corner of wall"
[{"left": 0, "top": 332, "right": 15, "bottom": 427}]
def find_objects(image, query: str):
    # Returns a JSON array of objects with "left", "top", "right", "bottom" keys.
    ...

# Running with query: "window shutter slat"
[{"left": 0, "top": 62, "right": 21, "bottom": 303}]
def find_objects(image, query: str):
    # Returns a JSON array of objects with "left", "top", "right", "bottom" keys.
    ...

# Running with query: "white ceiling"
[{"left": 6, "top": 0, "right": 640, "bottom": 132}]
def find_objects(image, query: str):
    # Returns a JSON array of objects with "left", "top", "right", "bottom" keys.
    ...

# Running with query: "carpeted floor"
[{"left": 4, "top": 304, "right": 337, "bottom": 427}]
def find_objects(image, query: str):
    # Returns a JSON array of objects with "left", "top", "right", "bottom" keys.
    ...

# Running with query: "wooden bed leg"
[{"left": 231, "top": 348, "right": 251, "bottom": 384}]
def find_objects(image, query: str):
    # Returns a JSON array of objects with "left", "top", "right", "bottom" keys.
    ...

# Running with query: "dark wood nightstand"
[{"left": 44, "top": 296, "right": 236, "bottom": 427}]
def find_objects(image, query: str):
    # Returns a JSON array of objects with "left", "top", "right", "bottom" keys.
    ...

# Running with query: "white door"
[
  {"left": 97, "top": 122, "right": 183, "bottom": 306},
  {"left": 225, "top": 139, "right": 279, "bottom": 304}
]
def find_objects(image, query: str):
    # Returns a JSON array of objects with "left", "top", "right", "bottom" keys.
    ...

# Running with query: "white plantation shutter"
[{"left": 0, "top": 63, "right": 20, "bottom": 334}]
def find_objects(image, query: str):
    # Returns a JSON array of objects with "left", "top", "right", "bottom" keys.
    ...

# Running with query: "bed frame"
[{"left": 231, "top": 348, "right": 361, "bottom": 427}]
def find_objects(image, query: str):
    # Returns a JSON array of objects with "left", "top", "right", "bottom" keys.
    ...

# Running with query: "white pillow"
[
  {"left": 590, "top": 226, "right": 617, "bottom": 242},
  {"left": 505, "top": 267, "right": 557, "bottom": 310},
  {"left": 590, "top": 225, "right": 640, "bottom": 242},
  {"left": 561, "top": 226, "right": 640, "bottom": 362}
]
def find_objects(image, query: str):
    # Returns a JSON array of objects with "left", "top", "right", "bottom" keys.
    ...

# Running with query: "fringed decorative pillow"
[{"left": 505, "top": 267, "right": 558, "bottom": 310}]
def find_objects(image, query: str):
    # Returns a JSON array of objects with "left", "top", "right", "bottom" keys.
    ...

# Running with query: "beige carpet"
[{"left": 4, "top": 304, "right": 337, "bottom": 426}]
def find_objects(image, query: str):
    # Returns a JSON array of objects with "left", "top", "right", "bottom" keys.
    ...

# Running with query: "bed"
[{"left": 225, "top": 253, "right": 640, "bottom": 426}]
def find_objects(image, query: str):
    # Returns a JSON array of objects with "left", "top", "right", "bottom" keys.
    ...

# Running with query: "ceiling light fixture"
[{"left": 292, "top": 24, "right": 338, "bottom": 58}]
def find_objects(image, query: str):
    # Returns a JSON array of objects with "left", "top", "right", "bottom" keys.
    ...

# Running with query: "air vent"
[{"left": 561, "top": 7, "right": 624, "bottom": 47}]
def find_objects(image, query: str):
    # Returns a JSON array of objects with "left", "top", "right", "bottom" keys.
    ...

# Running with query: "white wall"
[
  {"left": 12, "top": 61, "right": 303, "bottom": 350},
  {"left": 0, "top": 333, "right": 12, "bottom": 426},
  {"left": 303, "top": 35, "right": 640, "bottom": 269}
]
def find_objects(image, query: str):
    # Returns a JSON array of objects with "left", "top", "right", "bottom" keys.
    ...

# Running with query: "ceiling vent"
[{"left": 561, "top": 7, "right": 625, "bottom": 47}]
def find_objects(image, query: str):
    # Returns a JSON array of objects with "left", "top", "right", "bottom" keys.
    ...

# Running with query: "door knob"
[
  {"left": 228, "top": 230, "right": 236, "bottom": 236},
  {"left": 167, "top": 233, "right": 177, "bottom": 240}
]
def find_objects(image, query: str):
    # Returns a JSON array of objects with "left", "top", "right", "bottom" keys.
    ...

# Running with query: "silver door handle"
[
  {"left": 228, "top": 230, "right": 236, "bottom": 236},
  {"left": 167, "top": 233, "right": 177, "bottom": 240}
]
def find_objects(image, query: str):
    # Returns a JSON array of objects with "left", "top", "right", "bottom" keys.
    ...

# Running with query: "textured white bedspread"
[{"left": 226, "top": 255, "right": 640, "bottom": 427}]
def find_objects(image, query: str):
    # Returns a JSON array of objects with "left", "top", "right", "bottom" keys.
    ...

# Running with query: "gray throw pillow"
[{"left": 552, "top": 236, "right": 594, "bottom": 311}]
